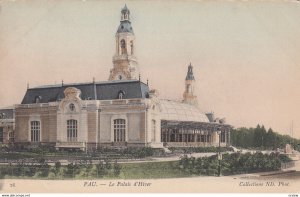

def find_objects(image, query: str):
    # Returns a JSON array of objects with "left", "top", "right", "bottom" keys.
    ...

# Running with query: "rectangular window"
[
  {"left": 30, "top": 121, "right": 40, "bottom": 142},
  {"left": 200, "top": 135, "right": 205, "bottom": 142},
  {"left": 207, "top": 134, "right": 211, "bottom": 143},
  {"left": 67, "top": 119, "right": 78, "bottom": 142},
  {"left": 113, "top": 119, "right": 126, "bottom": 142},
  {"left": 220, "top": 131, "right": 226, "bottom": 143},
  {"left": 0, "top": 127, "right": 3, "bottom": 143},
  {"left": 9, "top": 131, "right": 14, "bottom": 142}
]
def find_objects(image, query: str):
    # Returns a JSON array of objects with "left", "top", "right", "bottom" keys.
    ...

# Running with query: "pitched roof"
[{"left": 21, "top": 80, "right": 149, "bottom": 104}]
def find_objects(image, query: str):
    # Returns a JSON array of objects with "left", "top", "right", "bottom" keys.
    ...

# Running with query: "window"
[
  {"left": 0, "top": 127, "right": 3, "bottom": 143},
  {"left": 120, "top": 39, "right": 126, "bottom": 54},
  {"left": 113, "top": 119, "right": 126, "bottom": 142},
  {"left": 130, "top": 41, "right": 134, "bottom": 55},
  {"left": 220, "top": 131, "right": 226, "bottom": 143},
  {"left": 0, "top": 113, "right": 5, "bottom": 119},
  {"left": 30, "top": 121, "right": 40, "bottom": 142},
  {"left": 35, "top": 96, "right": 42, "bottom": 103},
  {"left": 186, "top": 84, "right": 191, "bottom": 93},
  {"left": 151, "top": 120, "right": 156, "bottom": 141},
  {"left": 118, "top": 91, "right": 125, "bottom": 99},
  {"left": 69, "top": 103, "right": 75, "bottom": 112},
  {"left": 9, "top": 131, "right": 14, "bottom": 142},
  {"left": 206, "top": 134, "right": 211, "bottom": 142},
  {"left": 67, "top": 119, "right": 77, "bottom": 142}
]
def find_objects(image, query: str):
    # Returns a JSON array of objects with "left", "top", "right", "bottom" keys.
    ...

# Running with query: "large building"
[{"left": 0, "top": 6, "right": 231, "bottom": 151}]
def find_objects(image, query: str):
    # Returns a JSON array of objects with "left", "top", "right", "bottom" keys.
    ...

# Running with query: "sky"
[{"left": 0, "top": 0, "right": 300, "bottom": 138}]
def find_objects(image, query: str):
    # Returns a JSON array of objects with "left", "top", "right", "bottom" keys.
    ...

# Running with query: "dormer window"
[
  {"left": 0, "top": 113, "right": 5, "bottom": 119},
  {"left": 118, "top": 90, "right": 125, "bottom": 99},
  {"left": 35, "top": 96, "right": 42, "bottom": 103}
]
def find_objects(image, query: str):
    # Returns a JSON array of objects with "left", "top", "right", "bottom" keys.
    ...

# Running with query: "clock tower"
[{"left": 109, "top": 5, "right": 139, "bottom": 81}]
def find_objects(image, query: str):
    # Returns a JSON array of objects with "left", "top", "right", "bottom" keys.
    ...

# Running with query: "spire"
[
  {"left": 117, "top": 5, "right": 133, "bottom": 34},
  {"left": 185, "top": 63, "right": 195, "bottom": 80},
  {"left": 121, "top": 4, "right": 129, "bottom": 14}
]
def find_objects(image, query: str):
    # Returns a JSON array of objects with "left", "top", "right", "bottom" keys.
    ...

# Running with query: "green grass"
[{"left": 118, "top": 161, "right": 191, "bottom": 179}]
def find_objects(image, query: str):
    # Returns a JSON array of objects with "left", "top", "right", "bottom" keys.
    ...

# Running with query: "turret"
[{"left": 183, "top": 63, "right": 198, "bottom": 105}]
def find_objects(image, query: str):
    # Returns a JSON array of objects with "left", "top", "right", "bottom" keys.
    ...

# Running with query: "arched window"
[
  {"left": 130, "top": 40, "right": 134, "bottom": 55},
  {"left": 151, "top": 120, "right": 156, "bottom": 141},
  {"left": 120, "top": 39, "right": 126, "bottom": 54},
  {"left": 30, "top": 121, "right": 40, "bottom": 142},
  {"left": 67, "top": 119, "right": 78, "bottom": 142},
  {"left": 113, "top": 119, "right": 126, "bottom": 142},
  {"left": 35, "top": 96, "right": 42, "bottom": 103},
  {"left": 69, "top": 103, "right": 75, "bottom": 112},
  {"left": 118, "top": 90, "right": 125, "bottom": 99}
]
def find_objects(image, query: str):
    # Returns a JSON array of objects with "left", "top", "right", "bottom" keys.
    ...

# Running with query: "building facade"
[
  {"left": 0, "top": 108, "right": 15, "bottom": 146},
  {"left": 1, "top": 6, "right": 231, "bottom": 151}
]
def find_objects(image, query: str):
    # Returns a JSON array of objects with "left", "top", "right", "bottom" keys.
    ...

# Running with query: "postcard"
[{"left": 0, "top": 0, "right": 299, "bottom": 195}]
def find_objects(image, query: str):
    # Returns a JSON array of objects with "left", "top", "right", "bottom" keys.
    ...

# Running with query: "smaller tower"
[{"left": 183, "top": 63, "right": 198, "bottom": 106}]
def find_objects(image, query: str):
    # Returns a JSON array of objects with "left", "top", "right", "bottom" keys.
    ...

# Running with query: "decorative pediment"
[
  {"left": 64, "top": 87, "right": 81, "bottom": 100},
  {"left": 58, "top": 87, "right": 82, "bottom": 112}
]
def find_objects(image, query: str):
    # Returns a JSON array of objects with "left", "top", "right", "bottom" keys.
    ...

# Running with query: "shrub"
[
  {"left": 113, "top": 161, "right": 121, "bottom": 177},
  {"left": 179, "top": 152, "right": 282, "bottom": 176}
]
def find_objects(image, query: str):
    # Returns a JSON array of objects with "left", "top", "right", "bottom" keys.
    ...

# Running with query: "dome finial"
[{"left": 121, "top": 4, "right": 130, "bottom": 13}]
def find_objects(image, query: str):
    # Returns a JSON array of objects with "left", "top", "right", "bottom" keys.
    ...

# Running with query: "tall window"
[
  {"left": 31, "top": 121, "right": 41, "bottom": 142},
  {"left": 9, "top": 131, "right": 14, "bottom": 142},
  {"left": 113, "top": 119, "right": 126, "bottom": 142},
  {"left": 151, "top": 120, "right": 156, "bottom": 141},
  {"left": 120, "top": 39, "right": 126, "bottom": 54},
  {"left": 67, "top": 119, "right": 78, "bottom": 142},
  {"left": 187, "top": 84, "right": 191, "bottom": 93},
  {"left": 130, "top": 41, "right": 134, "bottom": 55},
  {"left": 0, "top": 127, "right": 3, "bottom": 143},
  {"left": 220, "top": 131, "right": 226, "bottom": 143}
]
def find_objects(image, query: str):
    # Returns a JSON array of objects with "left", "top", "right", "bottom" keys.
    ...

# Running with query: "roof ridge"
[{"left": 31, "top": 79, "right": 143, "bottom": 89}]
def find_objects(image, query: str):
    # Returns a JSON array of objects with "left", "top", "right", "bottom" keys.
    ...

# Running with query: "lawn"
[{"left": 118, "top": 161, "right": 191, "bottom": 179}]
